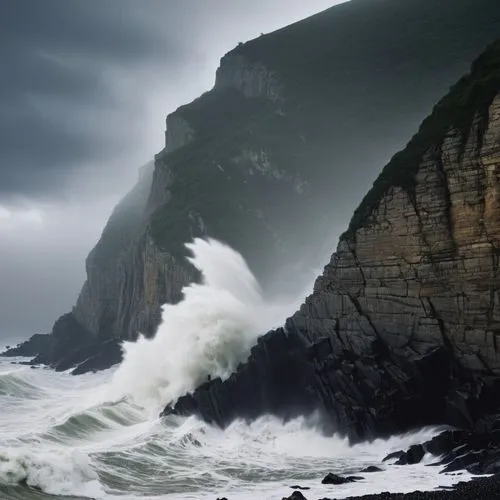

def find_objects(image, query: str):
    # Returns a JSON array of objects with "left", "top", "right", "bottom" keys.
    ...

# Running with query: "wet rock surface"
[
  {"left": 318, "top": 474, "right": 500, "bottom": 499},
  {"left": 321, "top": 473, "right": 364, "bottom": 485},
  {"left": 360, "top": 466, "right": 383, "bottom": 473},
  {"left": 283, "top": 492, "right": 308, "bottom": 500},
  {"left": 394, "top": 445, "right": 426, "bottom": 466},
  {"left": 3, "top": 319, "right": 123, "bottom": 375},
  {"left": 165, "top": 41, "right": 500, "bottom": 449},
  {"left": 225, "top": 474, "right": 500, "bottom": 500},
  {"left": 68, "top": 340, "right": 123, "bottom": 375},
  {"left": 1, "top": 334, "right": 51, "bottom": 358},
  {"left": 384, "top": 422, "right": 500, "bottom": 476}
]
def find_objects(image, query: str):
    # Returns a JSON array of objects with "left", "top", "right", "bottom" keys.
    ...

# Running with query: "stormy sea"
[{"left": 0, "top": 239, "right": 477, "bottom": 500}]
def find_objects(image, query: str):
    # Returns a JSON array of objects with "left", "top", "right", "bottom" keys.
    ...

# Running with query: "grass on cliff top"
[{"left": 342, "top": 39, "right": 500, "bottom": 240}]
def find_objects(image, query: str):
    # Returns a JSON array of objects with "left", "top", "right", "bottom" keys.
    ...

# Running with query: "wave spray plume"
[{"left": 110, "top": 238, "right": 299, "bottom": 414}]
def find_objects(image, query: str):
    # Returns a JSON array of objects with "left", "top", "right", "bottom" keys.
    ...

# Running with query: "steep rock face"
[
  {"left": 164, "top": 114, "right": 194, "bottom": 152},
  {"left": 73, "top": 157, "right": 196, "bottom": 343},
  {"left": 3, "top": 160, "right": 196, "bottom": 373},
  {"left": 215, "top": 54, "right": 283, "bottom": 101},
  {"left": 72, "top": 161, "right": 180, "bottom": 341},
  {"left": 5, "top": 0, "right": 500, "bottom": 372},
  {"left": 166, "top": 41, "right": 500, "bottom": 441}
]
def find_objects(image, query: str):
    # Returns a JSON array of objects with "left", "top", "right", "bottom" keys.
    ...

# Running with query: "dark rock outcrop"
[
  {"left": 5, "top": 0, "right": 500, "bottom": 372},
  {"left": 281, "top": 475, "right": 500, "bottom": 500},
  {"left": 394, "top": 445, "right": 426, "bottom": 466},
  {"left": 320, "top": 474, "right": 500, "bottom": 499},
  {"left": 283, "top": 492, "right": 308, "bottom": 500},
  {"left": 23, "top": 313, "right": 93, "bottom": 368},
  {"left": 5, "top": 314, "right": 122, "bottom": 375},
  {"left": 58, "top": 340, "right": 123, "bottom": 375},
  {"left": 282, "top": 475, "right": 500, "bottom": 500},
  {"left": 162, "top": 328, "right": 319, "bottom": 425},
  {"left": 322, "top": 473, "right": 364, "bottom": 485},
  {"left": 1, "top": 333, "right": 51, "bottom": 358},
  {"left": 164, "top": 41, "right": 500, "bottom": 443},
  {"left": 360, "top": 466, "right": 383, "bottom": 473},
  {"left": 383, "top": 422, "right": 500, "bottom": 475}
]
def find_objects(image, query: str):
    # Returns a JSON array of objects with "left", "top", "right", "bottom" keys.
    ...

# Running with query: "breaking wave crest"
[
  {"left": 0, "top": 238, "right": 478, "bottom": 499},
  {"left": 0, "top": 371, "right": 44, "bottom": 400},
  {"left": 0, "top": 448, "right": 101, "bottom": 497},
  {"left": 109, "top": 238, "right": 298, "bottom": 414}
]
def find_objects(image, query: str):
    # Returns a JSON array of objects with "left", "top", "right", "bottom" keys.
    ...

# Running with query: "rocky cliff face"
[
  {"left": 72, "top": 160, "right": 193, "bottom": 342},
  {"left": 215, "top": 54, "right": 283, "bottom": 101},
  {"left": 5, "top": 0, "right": 500, "bottom": 373},
  {"left": 166, "top": 40, "right": 500, "bottom": 441}
]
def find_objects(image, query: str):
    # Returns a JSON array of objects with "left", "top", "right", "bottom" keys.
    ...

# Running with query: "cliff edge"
[
  {"left": 166, "top": 40, "right": 500, "bottom": 442},
  {"left": 5, "top": 0, "right": 500, "bottom": 374}
]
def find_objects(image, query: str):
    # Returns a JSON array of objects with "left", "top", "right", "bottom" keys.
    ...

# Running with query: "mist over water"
[{"left": 0, "top": 238, "right": 477, "bottom": 499}]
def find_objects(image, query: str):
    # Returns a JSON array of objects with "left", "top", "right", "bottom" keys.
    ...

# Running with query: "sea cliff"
[
  {"left": 5, "top": 0, "right": 500, "bottom": 375},
  {"left": 166, "top": 40, "right": 500, "bottom": 445}
]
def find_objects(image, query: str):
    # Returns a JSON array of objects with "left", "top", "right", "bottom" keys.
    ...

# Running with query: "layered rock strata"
[
  {"left": 165, "top": 41, "right": 500, "bottom": 441},
  {"left": 4, "top": 0, "right": 500, "bottom": 374}
]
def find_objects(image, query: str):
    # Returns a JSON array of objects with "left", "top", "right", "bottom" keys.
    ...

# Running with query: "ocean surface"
[{"left": 0, "top": 239, "right": 477, "bottom": 499}]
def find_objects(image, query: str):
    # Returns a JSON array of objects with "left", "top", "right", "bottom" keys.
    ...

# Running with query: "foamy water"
[
  {"left": 109, "top": 238, "right": 299, "bottom": 415},
  {"left": 0, "top": 239, "right": 476, "bottom": 499}
]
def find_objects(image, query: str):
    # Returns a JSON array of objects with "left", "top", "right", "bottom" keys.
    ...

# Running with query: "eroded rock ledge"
[{"left": 164, "top": 41, "right": 500, "bottom": 442}]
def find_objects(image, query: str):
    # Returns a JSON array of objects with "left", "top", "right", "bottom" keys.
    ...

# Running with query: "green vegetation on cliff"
[
  {"left": 150, "top": 0, "right": 500, "bottom": 272},
  {"left": 344, "top": 39, "right": 500, "bottom": 239},
  {"left": 150, "top": 88, "right": 316, "bottom": 276}
]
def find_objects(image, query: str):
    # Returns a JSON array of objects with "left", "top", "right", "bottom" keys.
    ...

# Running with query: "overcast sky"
[{"left": 0, "top": 0, "right": 347, "bottom": 343}]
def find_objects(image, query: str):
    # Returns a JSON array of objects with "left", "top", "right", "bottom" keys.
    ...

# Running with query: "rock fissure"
[{"left": 425, "top": 298, "right": 452, "bottom": 349}]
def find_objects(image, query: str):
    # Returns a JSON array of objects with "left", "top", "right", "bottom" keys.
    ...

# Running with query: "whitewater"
[{"left": 0, "top": 238, "right": 477, "bottom": 499}]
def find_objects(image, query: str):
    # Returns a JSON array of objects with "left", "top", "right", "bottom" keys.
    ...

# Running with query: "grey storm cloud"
[
  {"left": 0, "top": 0, "right": 340, "bottom": 342},
  {"left": 0, "top": 1, "right": 180, "bottom": 197},
  {"left": 0, "top": 0, "right": 339, "bottom": 199}
]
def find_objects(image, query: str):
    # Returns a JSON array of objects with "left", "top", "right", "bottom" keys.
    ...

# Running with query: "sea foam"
[{"left": 109, "top": 238, "right": 302, "bottom": 414}]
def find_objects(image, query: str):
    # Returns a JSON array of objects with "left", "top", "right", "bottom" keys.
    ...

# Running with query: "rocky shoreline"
[
  {"left": 233, "top": 421, "right": 500, "bottom": 500},
  {"left": 164, "top": 39, "right": 500, "bottom": 448},
  {"left": 212, "top": 420, "right": 500, "bottom": 499},
  {"left": 1, "top": 331, "right": 123, "bottom": 375},
  {"left": 281, "top": 474, "right": 500, "bottom": 500}
]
